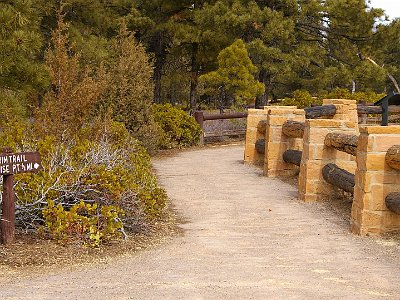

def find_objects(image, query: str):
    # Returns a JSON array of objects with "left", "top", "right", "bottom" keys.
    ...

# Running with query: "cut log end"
[
  {"left": 385, "top": 145, "right": 400, "bottom": 170},
  {"left": 322, "top": 163, "right": 355, "bottom": 194},
  {"left": 283, "top": 150, "right": 302, "bottom": 166},
  {"left": 386, "top": 193, "right": 400, "bottom": 214},
  {"left": 255, "top": 139, "right": 265, "bottom": 154},
  {"left": 257, "top": 120, "right": 267, "bottom": 134},
  {"left": 282, "top": 120, "right": 305, "bottom": 138}
]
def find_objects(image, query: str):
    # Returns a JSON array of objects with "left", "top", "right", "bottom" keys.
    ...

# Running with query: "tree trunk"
[
  {"left": 153, "top": 31, "right": 166, "bottom": 104},
  {"left": 322, "top": 163, "right": 355, "bottom": 194},
  {"left": 385, "top": 193, "right": 400, "bottom": 214},
  {"left": 189, "top": 43, "right": 199, "bottom": 113},
  {"left": 283, "top": 150, "right": 302, "bottom": 166},
  {"left": 385, "top": 145, "right": 400, "bottom": 170},
  {"left": 324, "top": 133, "right": 358, "bottom": 156},
  {"left": 304, "top": 105, "right": 336, "bottom": 119},
  {"left": 255, "top": 70, "right": 269, "bottom": 108},
  {"left": 282, "top": 120, "right": 305, "bottom": 138}
]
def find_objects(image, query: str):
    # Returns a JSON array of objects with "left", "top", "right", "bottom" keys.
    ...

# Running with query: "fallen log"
[
  {"left": 304, "top": 104, "right": 336, "bottom": 119},
  {"left": 283, "top": 150, "right": 302, "bottom": 166},
  {"left": 324, "top": 132, "right": 358, "bottom": 156},
  {"left": 282, "top": 120, "right": 305, "bottom": 138},
  {"left": 322, "top": 163, "right": 355, "bottom": 194},
  {"left": 385, "top": 145, "right": 400, "bottom": 170},
  {"left": 385, "top": 193, "right": 400, "bottom": 214},
  {"left": 255, "top": 139, "right": 265, "bottom": 154},
  {"left": 257, "top": 120, "right": 267, "bottom": 134}
]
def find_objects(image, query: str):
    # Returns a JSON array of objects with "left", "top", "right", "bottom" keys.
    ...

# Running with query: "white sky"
[{"left": 369, "top": 0, "right": 400, "bottom": 19}]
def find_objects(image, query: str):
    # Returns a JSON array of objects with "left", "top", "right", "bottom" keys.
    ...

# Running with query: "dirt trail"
[{"left": 1, "top": 145, "right": 400, "bottom": 299}]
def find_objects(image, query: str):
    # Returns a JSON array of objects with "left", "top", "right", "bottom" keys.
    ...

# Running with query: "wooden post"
[
  {"left": 1, "top": 148, "right": 15, "bottom": 245},
  {"left": 360, "top": 100, "right": 367, "bottom": 124},
  {"left": 194, "top": 111, "right": 204, "bottom": 145}
]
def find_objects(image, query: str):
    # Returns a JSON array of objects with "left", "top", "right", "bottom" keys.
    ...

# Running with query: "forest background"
[{"left": 1, "top": 0, "right": 400, "bottom": 246}]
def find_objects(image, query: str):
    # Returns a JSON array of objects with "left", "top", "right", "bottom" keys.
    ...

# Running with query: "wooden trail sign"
[
  {"left": 0, "top": 152, "right": 42, "bottom": 175},
  {"left": 1, "top": 150, "right": 42, "bottom": 245}
]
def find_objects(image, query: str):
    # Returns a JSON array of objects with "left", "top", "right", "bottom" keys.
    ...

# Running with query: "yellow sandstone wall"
[
  {"left": 352, "top": 126, "right": 400, "bottom": 235},
  {"left": 244, "top": 109, "right": 269, "bottom": 166},
  {"left": 264, "top": 106, "right": 305, "bottom": 177},
  {"left": 299, "top": 99, "right": 358, "bottom": 202}
]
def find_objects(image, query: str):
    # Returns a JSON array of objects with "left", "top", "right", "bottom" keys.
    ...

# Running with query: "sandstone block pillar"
[
  {"left": 244, "top": 109, "right": 269, "bottom": 166},
  {"left": 352, "top": 126, "right": 400, "bottom": 235},
  {"left": 299, "top": 119, "right": 357, "bottom": 202},
  {"left": 323, "top": 99, "right": 359, "bottom": 132},
  {"left": 264, "top": 106, "right": 305, "bottom": 177}
]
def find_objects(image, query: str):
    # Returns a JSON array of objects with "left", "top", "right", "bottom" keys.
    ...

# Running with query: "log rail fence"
[
  {"left": 194, "top": 111, "right": 248, "bottom": 145},
  {"left": 244, "top": 97, "right": 400, "bottom": 236}
]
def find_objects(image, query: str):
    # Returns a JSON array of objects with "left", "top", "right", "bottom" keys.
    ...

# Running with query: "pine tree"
[
  {"left": 0, "top": 0, "right": 48, "bottom": 118},
  {"left": 199, "top": 39, "right": 264, "bottom": 107}
]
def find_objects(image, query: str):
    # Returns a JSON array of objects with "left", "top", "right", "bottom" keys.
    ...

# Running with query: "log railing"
[
  {"left": 324, "top": 133, "right": 358, "bottom": 156},
  {"left": 385, "top": 193, "right": 400, "bottom": 214},
  {"left": 257, "top": 120, "right": 267, "bottom": 134},
  {"left": 385, "top": 145, "right": 400, "bottom": 214},
  {"left": 255, "top": 139, "right": 265, "bottom": 154},
  {"left": 282, "top": 120, "right": 305, "bottom": 138},
  {"left": 194, "top": 111, "right": 248, "bottom": 145},
  {"left": 385, "top": 145, "right": 400, "bottom": 170},
  {"left": 282, "top": 150, "right": 302, "bottom": 166},
  {"left": 322, "top": 163, "right": 355, "bottom": 194},
  {"left": 304, "top": 104, "right": 336, "bottom": 119}
]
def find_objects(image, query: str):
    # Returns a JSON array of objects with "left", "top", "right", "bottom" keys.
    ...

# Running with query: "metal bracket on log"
[
  {"left": 304, "top": 105, "right": 336, "bottom": 119},
  {"left": 385, "top": 145, "right": 400, "bottom": 170},
  {"left": 322, "top": 163, "right": 355, "bottom": 194},
  {"left": 324, "top": 133, "right": 358, "bottom": 156},
  {"left": 282, "top": 150, "right": 302, "bottom": 166}
]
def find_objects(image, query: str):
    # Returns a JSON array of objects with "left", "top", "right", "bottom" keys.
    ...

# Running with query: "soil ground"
[{"left": 1, "top": 144, "right": 400, "bottom": 299}]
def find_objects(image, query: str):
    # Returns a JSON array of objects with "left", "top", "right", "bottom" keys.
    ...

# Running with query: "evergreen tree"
[
  {"left": 0, "top": 0, "right": 48, "bottom": 117},
  {"left": 200, "top": 39, "right": 264, "bottom": 108}
]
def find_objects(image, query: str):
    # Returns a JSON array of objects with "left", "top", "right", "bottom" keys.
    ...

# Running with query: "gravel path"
[{"left": 1, "top": 144, "right": 400, "bottom": 299}]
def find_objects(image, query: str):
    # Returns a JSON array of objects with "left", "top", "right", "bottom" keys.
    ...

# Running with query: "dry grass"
[{"left": 0, "top": 208, "right": 182, "bottom": 271}]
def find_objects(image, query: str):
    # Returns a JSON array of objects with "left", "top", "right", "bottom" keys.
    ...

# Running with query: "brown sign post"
[{"left": 0, "top": 149, "right": 42, "bottom": 245}]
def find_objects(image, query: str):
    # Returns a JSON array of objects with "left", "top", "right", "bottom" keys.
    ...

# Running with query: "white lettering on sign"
[{"left": 0, "top": 152, "right": 41, "bottom": 175}]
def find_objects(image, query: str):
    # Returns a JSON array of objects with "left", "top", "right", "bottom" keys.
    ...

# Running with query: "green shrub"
[
  {"left": 153, "top": 103, "right": 202, "bottom": 149},
  {"left": 321, "top": 88, "right": 385, "bottom": 103},
  {"left": 278, "top": 90, "right": 321, "bottom": 108},
  {"left": 42, "top": 201, "right": 124, "bottom": 247},
  {"left": 0, "top": 120, "right": 167, "bottom": 246},
  {"left": 278, "top": 88, "right": 385, "bottom": 109}
]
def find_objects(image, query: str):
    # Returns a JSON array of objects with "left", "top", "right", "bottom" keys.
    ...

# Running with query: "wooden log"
[
  {"left": 322, "top": 163, "right": 355, "bottom": 194},
  {"left": 385, "top": 193, "right": 400, "bottom": 214},
  {"left": 357, "top": 105, "right": 383, "bottom": 115},
  {"left": 282, "top": 120, "right": 305, "bottom": 138},
  {"left": 385, "top": 145, "right": 400, "bottom": 170},
  {"left": 304, "top": 104, "right": 336, "bottom": 119},
  {"left": 203, "top": 112, "right": 248, "bottom": 121},
  {"left": 283, "top": 150, "right": 302, "bottom": 166},
  {"left": 257, "top": 120, "right": 267, "bottom": 134},
  {"left": 324, "top": 132, "right": 358, "bottom": 156},
  {"left": 255, "top": 139, "right": 265, "bottom": 154}
]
